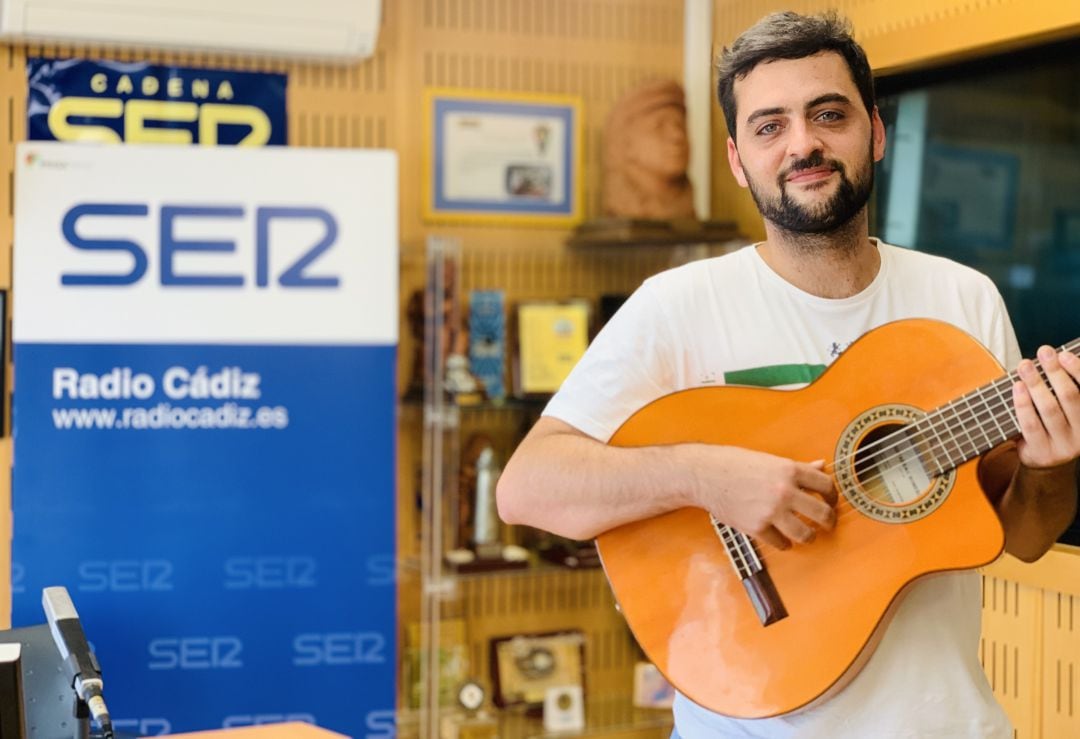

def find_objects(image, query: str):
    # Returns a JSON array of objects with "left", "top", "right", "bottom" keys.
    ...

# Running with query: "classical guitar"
[{"left": 596, "top": 318, "right": 1078, "bottom": 719}]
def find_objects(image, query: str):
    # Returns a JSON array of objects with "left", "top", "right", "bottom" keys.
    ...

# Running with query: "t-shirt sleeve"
[
  {"left": 542, "top": 279, "right": 677, "bottom": 442},
  {"left": 983, "top": 283, "right": 1022, "bottom": 370}
]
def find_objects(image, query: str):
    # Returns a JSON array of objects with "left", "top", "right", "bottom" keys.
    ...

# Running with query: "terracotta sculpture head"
[{"left": 602, "top": 79, "right": 696, "bottom": 219}]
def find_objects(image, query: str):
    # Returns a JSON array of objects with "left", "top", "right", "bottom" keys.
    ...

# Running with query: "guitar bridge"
[
  {"left": 711, "top": 514, "right": 789, "bottom": 626},
  {"left": 742, "top": 569, "right": 788, "bottom": 625}
]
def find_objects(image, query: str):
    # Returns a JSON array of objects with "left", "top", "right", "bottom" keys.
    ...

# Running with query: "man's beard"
[{"left": 746, "top": 147, "right": 873, "bottom": 235}]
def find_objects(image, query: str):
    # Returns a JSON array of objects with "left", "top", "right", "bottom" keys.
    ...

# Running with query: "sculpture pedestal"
[{"left": 566, "top": 217, "right": 742, "bottom": 247}]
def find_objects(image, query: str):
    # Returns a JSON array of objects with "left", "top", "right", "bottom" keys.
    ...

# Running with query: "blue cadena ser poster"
[
  {"left": 28, "top": 58, "right": 287, "bottom": 145},
  {"left": 12, "top": 142, "right": 397, "bottom": 738}
]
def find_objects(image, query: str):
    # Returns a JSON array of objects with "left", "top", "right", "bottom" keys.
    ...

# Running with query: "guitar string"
[
  {"left": 708, "top": 340, "right": 1077, "bottom": 536},
  {"left": 713, "top": 340, "right": 1080, "bottom": 573},
  {"left": 827, "top": 388, "right": 1018, "bottom": 526},
  {"left": 717, "top": 516, "right": 754, "bottom": 577},
  {"left": 805, "top": 337, "right": 1078, "bottom": 474},
  {"left": 830, "top": 370, "right": 1040, "bottom": 503},
  {"left": 822, "top": 341, "right": 1075, "bottom": 478},
  {"left": 729, "top": 384, "right": 1037, "bottom": 572},
  {"left": 715, "top": 380, "right": 1018, "bottom": 571},
  {"left": 819, "top": 342, "right": 1076, "bottom": 497},
  {"left": 825, "top": 383, "right": 1017, "bottom": 498},
  {"left": 832, "top": 376, "right": 1018, "bottom": 475},
  {"left": 710, "top": 341, "right": 1079, "bottom": 573},
  {"left": 719, "top": 385, "right": 1021, "bottom": 574},
  {"left": 742, "top": 376, "right": 1019, "bottom": 530},
  {"left": 716, "top": 518, "right": 765, "bottom": 576}
]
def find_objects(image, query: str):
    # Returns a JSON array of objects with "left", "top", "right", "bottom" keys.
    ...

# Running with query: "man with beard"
[{"left": 497, "top": 11, "right": 1079, "bottom": 738}]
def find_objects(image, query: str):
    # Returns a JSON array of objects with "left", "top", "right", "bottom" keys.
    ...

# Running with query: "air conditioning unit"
[{"left": 0, "top": 0, "right": 382, "bottom": 61}]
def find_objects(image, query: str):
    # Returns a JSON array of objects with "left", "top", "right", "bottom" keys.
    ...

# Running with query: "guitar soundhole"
[
  {"left": 853, "top": 422, "right": 931, "bottom": 506},
  {"left": 836, "top": 404, "right": 954, "bottom": 524}
]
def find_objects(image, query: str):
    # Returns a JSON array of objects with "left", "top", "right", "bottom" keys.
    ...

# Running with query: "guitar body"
[{"left": 596, "top": 319, "right": 1007, "bottom": 718}]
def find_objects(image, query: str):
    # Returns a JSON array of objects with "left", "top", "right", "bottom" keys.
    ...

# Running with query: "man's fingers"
[
  {"left": 791, "top": 491, "right": 836, "bottom": 530},
  {"left": 756, "top": 526, "right": 792, "bottom": 551},
  {"left": 1013, "top": 379, "right": 1049, "bottom": 445},
  {"left": 1040, "top": 348, "right": 1080, "bottom": 427},
  {"left": 776, "top": 513, "right": 817, "bottom": 545},
  {"left": 796, "top": 460, "right": 837, "bottom": 504},
  {"left": 1059, "top": 349, "right": 1080, "bottom": 385},
  {"left": 1019, "top": 357, "right": 1066, "bottom": 434}
]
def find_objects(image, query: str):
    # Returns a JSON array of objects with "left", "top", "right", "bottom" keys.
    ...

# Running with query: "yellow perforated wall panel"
[{"left": 0, "top": 3, "right": 1076, "bottom": 735}]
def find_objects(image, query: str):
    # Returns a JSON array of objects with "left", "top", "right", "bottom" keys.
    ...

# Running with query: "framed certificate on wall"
[{"left": 423, "top": 89, "right": 583, "bottom": 226}]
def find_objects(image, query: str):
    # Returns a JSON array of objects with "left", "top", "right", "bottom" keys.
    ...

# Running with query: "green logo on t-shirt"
[{"left": 723, "top": 363, "right": 826, "bottom": 388}]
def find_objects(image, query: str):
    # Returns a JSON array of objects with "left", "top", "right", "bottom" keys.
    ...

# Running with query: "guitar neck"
[{"left": 911, "top": 337, "right": 1080, "bottom": 475}]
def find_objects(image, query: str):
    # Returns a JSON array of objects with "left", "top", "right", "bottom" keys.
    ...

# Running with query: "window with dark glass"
[{"left": 872, "top": 38, "right": 1080, "bottom": 545}]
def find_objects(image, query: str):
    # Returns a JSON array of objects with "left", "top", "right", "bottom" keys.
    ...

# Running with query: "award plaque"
[
  {"left": 514, "top": 299, "right": 590, "bottom": 397},
  {"left": 543, "top": 684, "right": 586, "bottom": 732},
  {"left": 490, "top": 630, "right": 585, "bottom": 709}
]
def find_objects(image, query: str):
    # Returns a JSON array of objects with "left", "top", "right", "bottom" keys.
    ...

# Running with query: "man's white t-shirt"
[{"left": 543, "top": 240, "right": 1021, "bottom": 738}]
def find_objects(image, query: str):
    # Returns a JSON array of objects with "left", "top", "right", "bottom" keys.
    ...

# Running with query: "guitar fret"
[
  {"left": 1000, "top": 383, "right": 1021, "bottom": 438},
  {"left": 954, "top": 400, "right": 981, "bottom": 459},
  {"left": 964, "top": 394, "right": 995, "bottom": 452},
  {"left": 920, "top": 365, "right": 1050, "bottom": 478},
  {"left": 936, "top": 404, "right": 968, "bottom": 468},
  {"left": 922, "top": 359, "right": 1048, "bottom": 476},
  {"left": 979, "top": 383, "right": 1011, "bottom": 445},
  {"left": 994, "top": 375, "right": 1023, "bottom": 439},
  {"left": 991, "top": 382, "right": 1014, "bottom": 438}
]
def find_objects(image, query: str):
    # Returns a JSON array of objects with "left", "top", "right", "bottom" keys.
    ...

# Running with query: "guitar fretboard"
[{"left": 902, "top": 338, "right": 1080, "bottom": 475}]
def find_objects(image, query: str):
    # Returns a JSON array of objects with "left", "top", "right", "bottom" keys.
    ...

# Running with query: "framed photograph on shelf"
[
  {"left": 423, "top": 89, "right": 583, "bottom": 226},
  {"left": 513, "top": 299, "right": 590, "bottom": 398},
  {"left": 490, "top": 630, "right": 585, "bottom": 709}
]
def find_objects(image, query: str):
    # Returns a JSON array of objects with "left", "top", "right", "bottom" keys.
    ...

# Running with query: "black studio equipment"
[
  {"left": 0, "top": 623, "right": 89, "bottom": 739},
  {"left": 41, "top": 588, "right": 114, "bottom": 739},
  {"left": 0, "top": 643, "right": 29, "bottom": 739},
  {"left": 0, "top": 584, "right": 126, "bottom": 739}
]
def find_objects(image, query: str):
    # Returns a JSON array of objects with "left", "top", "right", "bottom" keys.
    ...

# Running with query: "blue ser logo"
[
  {"left": 61, "top": 203, "right": 339, "bottom": 288},
  {"left": 292, "top": 632, "right": 386, "bottom": 666},
  {"left": 222, "top": 714, "right": 316, "bottom": 728},
  {"left": 113, "top": 718, "right": 172, "bottom": 736},
  {"left": 148, "top": 636, "right": 243, "bottom": 670},
  {"left": 223, "top": 555, "right": 317, "bottom": 590},
  {"left": 78, "top": 559, "right": 174, "bottom": 592}
]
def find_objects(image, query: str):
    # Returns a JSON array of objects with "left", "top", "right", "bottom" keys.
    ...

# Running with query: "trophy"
[{"left": 445, "top": 435, "right": 528, "bottom": 573}]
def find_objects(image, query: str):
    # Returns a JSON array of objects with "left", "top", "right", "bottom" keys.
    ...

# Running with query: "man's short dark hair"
[{"left": 716, "top": 11, "right": 875, "bottom": 142}]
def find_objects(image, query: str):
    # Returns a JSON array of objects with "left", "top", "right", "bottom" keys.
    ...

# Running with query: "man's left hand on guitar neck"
[{"left": 979, "top": 346, "right": 1080, "bottom": 562}]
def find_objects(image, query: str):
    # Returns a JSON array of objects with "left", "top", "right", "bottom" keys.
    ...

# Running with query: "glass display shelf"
[
  {"left": 397, "top": 696, "right": 673, "bottom": 739},
  {"left": 400, "top": 393, "right": 551, "bottom": 412}
]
